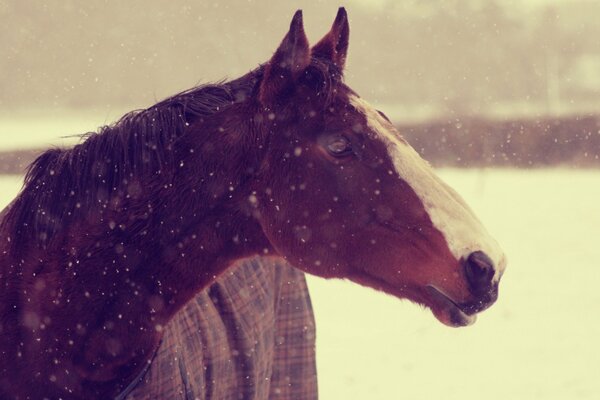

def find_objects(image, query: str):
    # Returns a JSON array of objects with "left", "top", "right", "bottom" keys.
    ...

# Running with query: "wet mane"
[{"left": 1, "top": 58, "right": 341, "bottom": 251}]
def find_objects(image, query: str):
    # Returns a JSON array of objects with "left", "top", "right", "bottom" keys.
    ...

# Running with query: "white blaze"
[{"left": 349, "top": 96, "right": 506, "bottom": 281}]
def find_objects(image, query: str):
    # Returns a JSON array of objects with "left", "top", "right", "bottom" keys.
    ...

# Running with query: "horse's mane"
[{"left": 1, "top": 59, "right": 340, "bottom": 250}]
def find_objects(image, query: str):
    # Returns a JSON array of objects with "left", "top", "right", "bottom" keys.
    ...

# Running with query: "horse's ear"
[
  {"left": 259, "top": 10, "right": 310, "bottom": 105},
  {"left": 311, "top": 7, "right": 349, "bottom": 70}
]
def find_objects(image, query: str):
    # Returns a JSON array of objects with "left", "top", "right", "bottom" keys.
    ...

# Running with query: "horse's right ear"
[
  {"left": 259, "top": 10, "right": 310, "bottom": 105},
  {"left": 311, "top": 7, "right": 349, "bottom": 70}
]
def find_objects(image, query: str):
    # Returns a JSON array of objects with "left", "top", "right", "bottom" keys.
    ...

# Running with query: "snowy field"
[
  {"left": 308, "top": 168, "right": 600, "bottom": 400},
  {"left": 0, "top": 118, "right": 599, "bottom": 399},
  {"left": 2, "top": 169, "right": 599, "bottom": 400}
]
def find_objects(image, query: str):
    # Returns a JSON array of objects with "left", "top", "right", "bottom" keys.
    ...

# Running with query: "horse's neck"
[
  {"left": 0, "top": 107, "right": 272, "bottom": 397},
  {"left": 76, "top": 109, "right": 271, "bottom": 377}
]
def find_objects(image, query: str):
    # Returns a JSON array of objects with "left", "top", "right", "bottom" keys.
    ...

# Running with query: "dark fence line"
[
  {"left": 1, "top": 114, "right": 599, "bottom": 174},
  {"left": 0, "top": 150, "right": 41, "bottom": 175},
  {"left": 399, "top": 114, "right": 600, "bottom": 167}
]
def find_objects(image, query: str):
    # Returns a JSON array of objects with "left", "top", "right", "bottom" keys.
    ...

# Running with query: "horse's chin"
[{"left": 425, "top": 286, "right": 477, "bottom": 328}]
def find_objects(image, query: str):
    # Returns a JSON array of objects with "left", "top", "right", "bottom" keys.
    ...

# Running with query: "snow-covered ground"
[
  {"left": 308, "top": 168, "right": 600, "bottom": 400},
  {"left": 1, "top": 164, "right": 599, "bottom": 399}
]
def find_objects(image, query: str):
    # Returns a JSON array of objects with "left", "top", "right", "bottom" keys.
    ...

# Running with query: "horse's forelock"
[{"left": 299, "top": 58, "right": 343, "bottom": 106}]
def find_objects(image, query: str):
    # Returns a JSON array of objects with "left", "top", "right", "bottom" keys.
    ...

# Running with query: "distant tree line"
[
  {"left": 399, "top": 114, "right": 600, "bottom": 167},
  {"left": 0, "top": 149, "right": 39, "bottom": 175},
  {"left": 2, "top": 114, "right": 599, "bottom": 175}
]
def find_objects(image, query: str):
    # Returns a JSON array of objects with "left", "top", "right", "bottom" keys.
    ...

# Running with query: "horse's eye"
[{"left": 326, "top": 135, "right": 353, "bottom": 157}]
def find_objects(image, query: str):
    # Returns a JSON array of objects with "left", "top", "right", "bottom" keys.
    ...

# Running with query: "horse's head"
[{"left": 252, "top": 9, "right": 506, "bottom": 327}]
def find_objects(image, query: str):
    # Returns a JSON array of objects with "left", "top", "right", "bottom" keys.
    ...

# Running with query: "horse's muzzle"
[
  {"left": 426, "top": 250, "right": 503, "bottom": 327},
  {"left": 459, "top": 282, "right": 499, "bottom": 315},
  {"left": 459, "top": 250, "right": 501, "bottom": 315},
  {"left": 464, "top": 250, "right": 496, "bottom": 296}
]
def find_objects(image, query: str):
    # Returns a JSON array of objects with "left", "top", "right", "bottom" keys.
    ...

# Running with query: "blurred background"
[
  {"left": 2, "top": 0, "right": 600, "bottom": 168},
  {"left": 1, "top": 1, "right": 599, "bottom": 399}
]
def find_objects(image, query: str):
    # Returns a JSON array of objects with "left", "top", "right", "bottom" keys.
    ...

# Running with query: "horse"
[{"left": 0, "top": 8, "right": 506, "bottom": 399}]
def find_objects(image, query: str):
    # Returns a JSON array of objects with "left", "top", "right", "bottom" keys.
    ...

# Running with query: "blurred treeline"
[
  {"left": 2, "top": 113, "right": 598, "bottom": 174},
  {"left": 401, "top": 115, "right": 600, "bottom": 167}
]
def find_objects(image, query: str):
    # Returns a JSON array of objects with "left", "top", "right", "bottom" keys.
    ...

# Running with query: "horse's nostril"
[{"left": 464, "top": 251, "right": 495, "bottom": 294}]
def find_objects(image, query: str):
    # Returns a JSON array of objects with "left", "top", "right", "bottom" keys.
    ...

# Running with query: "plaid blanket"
[{"left": 126, "top": 257, "right": 318, "bottom": 400}]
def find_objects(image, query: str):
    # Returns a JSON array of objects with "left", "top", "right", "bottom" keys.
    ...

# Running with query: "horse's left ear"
[
  {"left": 311, "top": 7, "right": 350, "bottom": 70},
  {"left": 259, "top": 10, "right": 310, "bottom": 105}
]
